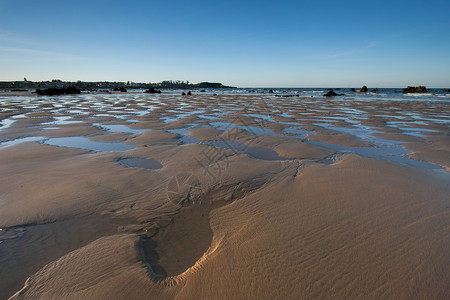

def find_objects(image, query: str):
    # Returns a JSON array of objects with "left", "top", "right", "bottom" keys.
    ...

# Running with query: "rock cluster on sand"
[
  {"left": 402, "top": 86, "right": 427, "bottom": 93},
  {"left": 113, "top": 87, "right": 127, "bottom": 92},
  {"left": 144, "top": 87, "right": 162, "bottom": 94},
  {"left": 36, "top": 86, "right": 81, "bottom": 96}
]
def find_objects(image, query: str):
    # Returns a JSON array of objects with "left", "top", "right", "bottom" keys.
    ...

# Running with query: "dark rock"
[
  {"left": 402, "top": 86, "right": 427, "bottom": 93},
  {"left": 113, "top": 87, "right": 127, "bottom": 92},
  {"left": 402, "top": 86, "right": 414, "bottom": 93},
  {"left": 350, "top": 88, "right": 357, "bottom": 92},
  {"left": 416, "top": 86, "right": 427, "bottom": 92},
  {"left": 359, "top": 85, "right": 368, "bottom": 93},
  {"left": 181, "top": 92, "right": 186, "bottom": 96},
  {"left": 323, "top": 89, "right": 345, "bottom": 97},
  {"left": 36, "top": 85, "right": 81, "bottom": 96},
  {"left": 200, "top": 90, "right": 206, "bottom": 92},
  {"left": 371, "top": 88, "right": 378, "bottom": 92},
  {"left": 144, "top": 87, "right": 162, "bottom": 94},
  {"left": 443, "top": 89, "right": 450, "bottom": 92},
  {"left": 268, "top": 89, "right": 274, "bottom": 93},
  {"left": 323, "top": 89, "right": 338, "bottom": 97},
  {"left": 187, "top": 91, "right": 192, "bottom": 95}
]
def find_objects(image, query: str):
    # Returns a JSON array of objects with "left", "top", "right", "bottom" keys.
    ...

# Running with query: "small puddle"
[
  {"left": 283, "top": 126, "right": 315, "bottom": 138},
  {"left": 127, "top": 110, "right": 149, "bottom": 116},
  {"left": 41, "top": 116, "right": 84, "bottom": 126},
  {"left": 278, "top": 113, "right": 294, "bottom": 118},
  {"left": 398, "top": 127, "right": 439, "bottom": 137},
  {"left": 242, "top": 113, "right": 274, "bottom": 122},
  {"left": 279, "top": 121, "right": 301, "bottom": 126},
  {"left": 197, "top": 114, "right": 222, "bottom": 120},
  {"left": 162, "top": 110, "right": 206, "bottom": 123},
  {"left": 0, "top": 137, "right": 46, "bottom": 149},
  {"left": 45, "top": 137, "right": 135, "bottom": 152},
  {"left": 118, "top": 158, "right": 163, "bottom": 170},
  {"left": 0, "top": 118, "right": 17, "bottom": 132},
  {"left": 168, "top": 128, "right": 201, "bottom": 144},
  {"left": 65, "top": 109, "right": 88, "bottom": 115},
  {"left": 94, "top": 123, "right": 147, "bottom": 135}
]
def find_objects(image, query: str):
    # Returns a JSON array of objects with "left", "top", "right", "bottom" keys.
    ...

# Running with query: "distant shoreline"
[
  {"left": 0, "top": 81, "right": 449, "bottom": 91},
  {"left": 0, "top": 80, "right": 235, "bottom": 91}
]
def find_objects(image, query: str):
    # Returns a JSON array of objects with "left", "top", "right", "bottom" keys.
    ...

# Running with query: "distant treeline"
[
  {"left": 0, "top": 79, "right": 234, "bottom": 90},
  {"left": 0, "top": 80, "right": 149, "bottom": 90}
]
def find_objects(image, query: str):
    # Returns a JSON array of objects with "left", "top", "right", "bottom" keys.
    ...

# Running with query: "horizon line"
[{"left": 0, "top": 79, "right": 448, "bottom": 89}]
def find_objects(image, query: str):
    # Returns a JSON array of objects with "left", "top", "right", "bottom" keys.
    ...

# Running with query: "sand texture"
[{"left": 0, "top": 92, "right": 449, "bottom": 299}]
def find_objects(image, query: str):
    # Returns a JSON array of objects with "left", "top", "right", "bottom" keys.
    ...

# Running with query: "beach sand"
[{"left": 0, "top": 92, "right": 449, "bottom": 299}]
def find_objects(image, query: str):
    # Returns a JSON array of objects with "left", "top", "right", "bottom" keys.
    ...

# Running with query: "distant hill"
[{"left": 159, "top": 80, "right": 234, "bottom": 89}]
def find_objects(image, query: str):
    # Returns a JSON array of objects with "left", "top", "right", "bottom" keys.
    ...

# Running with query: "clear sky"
[{"left": 1, "top": 0, "right": 449, "bottom": 87}]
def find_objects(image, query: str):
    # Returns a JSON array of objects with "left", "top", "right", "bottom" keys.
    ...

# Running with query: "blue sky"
[{"left": 1, "top": 0, "right": 449, "bottom": 87}]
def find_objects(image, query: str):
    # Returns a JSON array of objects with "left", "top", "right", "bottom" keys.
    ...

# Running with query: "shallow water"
[
  {"left": 45, "top": 137, "right": 135, "bottom": 152},
  {"left": 94, "top": 123, "right": 147, "bottom": 135},
  {"left": 0, "top": 118, "right": 16, "bottom": 131},
  {"left": 118, "top": 158, "right": 163, "bottom": 170},
  {"left": 397, "top": 127, "right": 439, "bottom": 137},
  {"left": 242, "top": 113, "right": 274, "bottom": 122},
  {"left": 305, "top": 140, "right": 442, "bottom": 170},
  {"left": 167, "top": 128, "right": 201, "bottom": 144},
  {"left": 283, "top": 126, "right": 315, "bottom": 138},
  {"left": 0, "top": 92, "right": 448, "bottom": 170},
  {"left": 41, "top": 116, "right": 84, "bottom": 126},
  {"left": 0, "top": 136, "right": 46, "bottom": 149}
]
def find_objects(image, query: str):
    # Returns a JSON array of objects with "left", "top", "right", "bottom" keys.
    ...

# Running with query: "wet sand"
[{"left": 0, "top": 91, "right": 449, "bottom": 299}]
